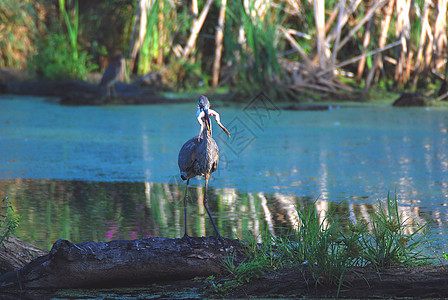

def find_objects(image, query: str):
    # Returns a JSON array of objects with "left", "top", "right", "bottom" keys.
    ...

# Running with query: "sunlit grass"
[
  {"left": 214, "top": 194, "right": 430, "bottom": 295},
  {"left": 0, "top": 197, "right": 21, "bottom": 248},
  {"left": 359, "top": 192, "right": 429, "bottom": 269}
]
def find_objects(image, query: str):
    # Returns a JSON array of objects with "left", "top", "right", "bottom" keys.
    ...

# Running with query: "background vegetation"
[{"left": 0, "top": 0, "right": 447, "bottom": 100}]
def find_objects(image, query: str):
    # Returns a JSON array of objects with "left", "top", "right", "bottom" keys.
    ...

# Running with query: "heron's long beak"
[{"left": 203, "top": 107, "right": 212, "bottom": 132}]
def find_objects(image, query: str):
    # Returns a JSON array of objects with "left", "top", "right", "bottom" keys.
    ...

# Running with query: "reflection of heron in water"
[{"left": 178, "top": 95, "right": 230, "bottom": 237}]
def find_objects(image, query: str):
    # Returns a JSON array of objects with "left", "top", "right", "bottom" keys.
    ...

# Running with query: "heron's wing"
[
  {"left": 210, "top": 138, "right": 219, "bottom": 173},
  {"left": 178, "top": 136, "right": 200, "bottom": 178}
]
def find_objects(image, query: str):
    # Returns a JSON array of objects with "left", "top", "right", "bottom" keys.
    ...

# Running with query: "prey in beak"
[
  {"left": 208, "top": 109, "right": 230, "bottom": 137},
  {"left": 196, "top": 97, "right": 230, "bottom": 138}
]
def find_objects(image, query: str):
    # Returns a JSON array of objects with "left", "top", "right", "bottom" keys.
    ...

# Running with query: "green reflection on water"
[{"left": 0, "top": 178, "right": 442, "bottom": 251}]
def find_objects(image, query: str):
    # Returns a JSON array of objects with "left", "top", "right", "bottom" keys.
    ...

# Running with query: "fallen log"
[
  {"left": 0, "top": 235, "right": 48, "bottom": 275},
  {"left": 227, "top": 265, "right": 448, "bottom": 298},
  {"left": 2, "top": 236, "right": 448, "bottom": 298},
  {"left": 0, "top": 237, "right": 245, "bottom": 290}
]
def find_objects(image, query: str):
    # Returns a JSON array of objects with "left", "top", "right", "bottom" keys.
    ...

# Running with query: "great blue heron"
[
  {"left": 178, "top": 95, "right": 231, "bottom": 237},
  {"left": 99, "top": 54, "right": 126, "bottom": 98}
]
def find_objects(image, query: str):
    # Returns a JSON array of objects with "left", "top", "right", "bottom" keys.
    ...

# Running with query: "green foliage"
[
  {"left": 1, "top": 0, "right": 446, "bottom": 93},
  {"left": 59, "top": 0, "right": 79, "bottom": 60},
  {"left": 359, "top": 193, "right": 429, "bottom": 268},
  {"left": 443, "top": 252, "right": 448, "bottom": 261},
  {"left": 0, "top": 0, "right": 40, "bottom": 68},
  {"left": 225, "top": 1, "right": 288, "bottom": 99},
  {"left": 216, "top": 194, "right": 430, "bottom": 296},
  {"left": 294, "top": 205, "right": 353, "bottom": 289},
  {"left": 28, "top": 33, "right": 97, "bottom": 80},
  {"left": 27, "top": 0, "right": 97, "bottom": 80},
  {"left": 0, "top": 197, "right": 21, "bottom": 248},
  {"left": 211, "top": 232, "right": 288, "bottom": 294},
  {"left": 138, "top": 0, "right": 161, "bottom": 74}
]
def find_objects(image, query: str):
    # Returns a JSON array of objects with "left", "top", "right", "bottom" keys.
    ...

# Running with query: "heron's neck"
[{"left": 198, "top": 122, "right": 212, "bottom": 139}]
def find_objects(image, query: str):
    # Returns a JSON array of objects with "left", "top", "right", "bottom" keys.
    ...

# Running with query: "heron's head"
[
  {"left": 198, "top": 95, "right": 210, "bottom": 110},
  {"left": 196, "top": 95, "right": 230, "bottom": 138},
  {"left": 197, "top": 95, "right": 212, "bottom": 134}
]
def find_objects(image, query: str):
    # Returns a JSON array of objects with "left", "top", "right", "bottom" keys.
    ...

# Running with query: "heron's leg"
[
  {"left": 204, "top": 174, "right": 220, "bottom": 237},
  {"left": 183, "top": 179, "right": 190, "bottom": 238}
]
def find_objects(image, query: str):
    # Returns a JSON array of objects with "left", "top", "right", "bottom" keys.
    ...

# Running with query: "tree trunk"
[
  {"left": 314, "top": 0, "right": 326, "bottom": 68},
  {"left": 336, "top": 0, "right": 388, "bottom": 52},
  {"left": 363, "top": 0, "right": 394, "bottom": 96},
  {"left": 128, "top": 0, "right": 152, "bottom": 73},
  {"left": 423, "top": 24, "right": 434, "bottom": 77},
  {"left": 394, "top": 0, "right": 411, "bottom": 85},
  {"left": 434, "top": 0, "right": 448, "bottom": 72},
  {"left": 212, "top": 0, "right": 227, "bottom": 86},
  {"left": 356, "top": 8, "right": 373, "bottom": 83},
  {"left": 182, "top": 0, "right": 214, "bottom": 59},
  {"left": 280, "top": 26, "right": 314, "bottom": 68},
  {"left": 325, "top": 0, "right": 362, "bottom": 44},
  {"left": 189, "top": 0, "right": 199, "bottom": 59},
  {"left": 0, "top": 237, "right": 245, "bottom": 289},
  {"left": 412, "top": 0, "right": 431, "bottom": 86},
  {"left": 376, "top": 0, "right": 395, "bottom": 66},
  {"left": 329, "top": 0, "right": 346, "bottom": 71}
]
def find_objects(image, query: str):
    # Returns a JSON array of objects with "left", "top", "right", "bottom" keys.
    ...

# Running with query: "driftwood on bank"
[
  {"left": 0, "top": 237, "right": 245, "bottom": 290},
  {"left": 0, "top": 235, "right": 48, "bottom": 275},
  {"left": 0, "top": 80, "right": 186, "bottom": 105},
  {"left": 1, "top": 236, "right": 448, "bottom": 298}
]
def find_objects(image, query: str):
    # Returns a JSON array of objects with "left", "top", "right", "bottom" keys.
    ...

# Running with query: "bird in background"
[
  {"left": 99, "top": 54, "right": 126, "bottom": 98},
  {"left": 178, "top": 95, "right": 231, "bottom": 238}
]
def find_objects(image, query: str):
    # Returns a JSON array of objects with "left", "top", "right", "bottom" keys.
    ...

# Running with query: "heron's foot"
[
  {"left": 182, "top": 233, "right": 194, "bottom": 246},
  {"left": 212, "top": 234, "right": 226, "bottom": 247}
]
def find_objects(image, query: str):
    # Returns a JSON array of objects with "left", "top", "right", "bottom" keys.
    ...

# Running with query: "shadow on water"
[{"left": 1, "top": 178, "right": 446, "bottom": 252}]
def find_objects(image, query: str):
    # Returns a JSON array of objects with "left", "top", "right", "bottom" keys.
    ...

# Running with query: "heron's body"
[
  {"left": 178, "top": 95, "right": 230, "bottom": 237},
  {"left": 178, "top": 132, "right": 219, "bottom": 181}
]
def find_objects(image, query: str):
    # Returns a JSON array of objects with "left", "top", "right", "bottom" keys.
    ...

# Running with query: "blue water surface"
[{"left": 1, "top": 95, "right": 448, "bottom": 250}]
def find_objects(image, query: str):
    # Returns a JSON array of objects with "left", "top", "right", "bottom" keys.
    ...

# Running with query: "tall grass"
[
  {"left": 294, "top": 205, "right": 355, "bottom": 288},
  {"left": 59, "top": 0, "right": 79, "bottom": 61},
  {"left": 138, "top": 0, "right": 160, "bottom": 74},
  {"left": 224, "top": 1, "right": 288, "bottom": 99},
  {"left": 28, "top": 0, "right": 97, "bottom": 80},
  {"left": 0, "top": 197, "right": 21, "bottom": 248},
  {"left": 359, "top": 193, "right": 429, "bottom": 268}
]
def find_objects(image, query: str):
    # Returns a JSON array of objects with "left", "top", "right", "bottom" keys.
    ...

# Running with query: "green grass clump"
[
  {"left": 0, "top": 197, "right": 21, "bottom": 248},
  {"left": 27, "top": 0, "right": 97, "bottom": 80},
  {"left": 359, "top": 193, "right": 429, "bottom": 268},
  {"left": 215, "top": 194, "right": 429, "bottom": 295},
  {"left": 294, "top": 205, "right": 357, "bottom": 288}
]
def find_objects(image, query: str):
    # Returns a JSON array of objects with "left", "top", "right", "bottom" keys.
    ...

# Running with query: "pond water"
[{"left": 0, "top": 95, "right": 447, "bottom": 252}]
